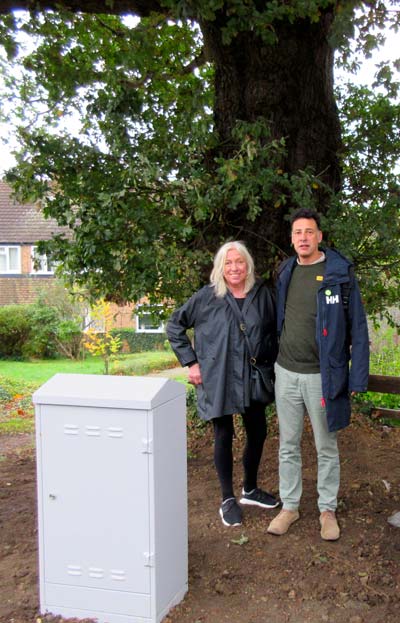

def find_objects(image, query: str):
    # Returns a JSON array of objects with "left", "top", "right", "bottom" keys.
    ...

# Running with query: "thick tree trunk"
[
  {"left": 200, "top": 9, "right": 341, "bottom": 267},
  {"left": 202, "top": 10, "right": 341, "bottom": 187}
]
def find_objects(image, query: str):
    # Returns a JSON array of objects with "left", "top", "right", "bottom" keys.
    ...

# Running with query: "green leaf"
[{"left": 231, "top": 534, "right": 249, "bottom": 545}]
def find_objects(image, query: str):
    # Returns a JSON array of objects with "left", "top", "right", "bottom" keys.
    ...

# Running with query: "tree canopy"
[{"left": 0, "top": 1, "right": 399, "bottom": 322}]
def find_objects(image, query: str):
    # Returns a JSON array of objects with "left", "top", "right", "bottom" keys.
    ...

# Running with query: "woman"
[{"left": 167, "top": 241, "right": 279, "bottom": 527}]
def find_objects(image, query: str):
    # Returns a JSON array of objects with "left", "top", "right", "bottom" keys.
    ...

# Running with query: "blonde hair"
[{"left": 210, "top": 241, "right": 255, "bottom": 298}]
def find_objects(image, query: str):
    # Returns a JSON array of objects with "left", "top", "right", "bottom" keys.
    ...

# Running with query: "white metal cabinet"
[{"left": 33, "top": 374, "right": 188, "bottom": 623}]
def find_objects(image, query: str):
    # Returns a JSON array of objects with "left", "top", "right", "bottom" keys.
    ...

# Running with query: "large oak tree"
[{"left": 0, "top": 1, "right": 399, "bottom": 317}]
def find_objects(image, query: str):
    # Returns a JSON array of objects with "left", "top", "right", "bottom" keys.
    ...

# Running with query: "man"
[{"left": 267, "top": 208, "right": 369, "bottom": 540}]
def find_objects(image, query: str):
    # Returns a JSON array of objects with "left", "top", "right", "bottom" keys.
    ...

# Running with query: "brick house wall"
[
  {"left": 0, "top": 180, "right": 163, "bottom": 333},
  {"left": 0, "top": 241, "right": 60, "bottom": 305},
  {"left": 0, "top": 179, "right": 68, "bottom": 305},
  {"left": 0, "top": 273, "right": 59, "bottom": 306},
  {"left": 108, "top": 302, "right": 136, "bottom": 329}
]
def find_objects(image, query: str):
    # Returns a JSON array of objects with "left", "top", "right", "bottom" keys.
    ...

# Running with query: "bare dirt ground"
[{"left": 1, "top": 412, "right": 399, "bottom": 623}]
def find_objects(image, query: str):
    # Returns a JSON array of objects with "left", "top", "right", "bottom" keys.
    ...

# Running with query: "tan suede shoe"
[
  {"left": 320, "top": 510, "right": 340, "bottom": 541},
  {"left": 267, "top": 509, "right": 300, "bottom": 535}
]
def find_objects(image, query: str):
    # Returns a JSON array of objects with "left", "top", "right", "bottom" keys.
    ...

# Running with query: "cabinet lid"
[{"left": 33, "top": 373, "right": 186, "bottom": 409}]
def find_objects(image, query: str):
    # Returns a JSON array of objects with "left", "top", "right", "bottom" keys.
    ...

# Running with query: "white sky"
[{"left": 0, "top": 127, "right": 18, "bottom": 174}]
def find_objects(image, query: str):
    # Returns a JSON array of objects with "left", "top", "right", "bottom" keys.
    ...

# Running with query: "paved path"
[{"left": 148, "top": 366, "right": 188, "bottom": 379}]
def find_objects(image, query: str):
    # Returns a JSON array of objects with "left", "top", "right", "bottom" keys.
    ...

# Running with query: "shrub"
[
  {"left": 33, "top": 285, "right": 86, "bottom": 359},
  {"left": 0, "top": 385, "right": 12, "bottom": 401},
  {"left": 22, "top": 302, "right": 84, "bottom": 360},
  {"left": 55, "top": 319, "right": 84, "bottom": 360},
  {"left": 22, "top": 304, "right": 60, "bottom": 359},
  {"left": 110, "top": 328, "right": 168, "bottom": 353},
  {"left": 185, "top": 384, "right": 207, "bottom": 433},
  {"left": 83, "top": 300, "right": 121, "bottom": 374},
  {"left": 111, "top": 351, "right": 178, "bottom": 376},
  {"left": 355, "top": 325, "right": 400, "bottom": 419},
  {"left": 186, "top": 384, "right": 198, "bottom": 422},
  {"left": 0, "top": 301, "right": 84, "bottom": 360},
  {"left": 0, "top": 305, "right": 32, "bottom": 358}
]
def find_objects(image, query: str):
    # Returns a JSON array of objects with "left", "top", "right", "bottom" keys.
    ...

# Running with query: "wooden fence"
[{"left": 367, "top": 374, "right": 400, "bottom": 421}]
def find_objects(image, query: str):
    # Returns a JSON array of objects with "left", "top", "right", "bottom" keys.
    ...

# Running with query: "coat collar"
[
  {"left": 225, "top": 278, "right": 264, "bottom": 315},
  {"left": 282, "top": 248, "right": 352, "bottom": 285}
]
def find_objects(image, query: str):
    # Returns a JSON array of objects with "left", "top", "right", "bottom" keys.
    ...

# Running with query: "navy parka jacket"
[
  {"left": 166, "top": 279, "right": 278, "bottom": 421},
  {"left": 276, "top": 248, "right": 369, "bottom": 432}
]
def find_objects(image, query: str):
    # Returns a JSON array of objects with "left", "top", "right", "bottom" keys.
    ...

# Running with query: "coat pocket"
[{"left": 328, "top": 357, "right": 349, "bottom": 399}]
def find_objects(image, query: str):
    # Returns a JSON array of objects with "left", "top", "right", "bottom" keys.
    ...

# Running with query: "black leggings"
[{"left": 212, "top": 403, "right": 267, "bottom": 501}]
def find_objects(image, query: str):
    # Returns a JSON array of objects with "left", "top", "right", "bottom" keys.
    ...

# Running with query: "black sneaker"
[
  {"left": 239, "top": 488, "right": 279, "bottom": 509},
  {"left": 219, "top": 498, "right": 243, "bottom": 527}
]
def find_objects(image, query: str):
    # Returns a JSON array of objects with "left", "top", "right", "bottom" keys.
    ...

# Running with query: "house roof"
[{"left": 0, "top": 179, "right": 68, "bottom": 244}]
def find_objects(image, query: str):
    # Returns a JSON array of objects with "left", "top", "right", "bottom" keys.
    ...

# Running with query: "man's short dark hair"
[{"left": 290, "top": 208, "right": 321, "bottom": 230}]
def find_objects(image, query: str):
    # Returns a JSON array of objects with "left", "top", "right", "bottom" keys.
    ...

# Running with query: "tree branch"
[
  {"left": 0, "top": 1, "right": 166, "bottom": 17},
  {"left": 182, "top": 50, "right": 208, "bottom": 74}
]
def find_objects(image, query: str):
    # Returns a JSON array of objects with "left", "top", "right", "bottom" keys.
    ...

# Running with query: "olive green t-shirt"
[{"left": 277, "top": 261, "right": 326, "bottom": 373}]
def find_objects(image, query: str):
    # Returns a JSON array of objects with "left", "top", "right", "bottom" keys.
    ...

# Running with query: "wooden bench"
[{"left": 367, "top": 374, "right": 400, "bottom": 421}]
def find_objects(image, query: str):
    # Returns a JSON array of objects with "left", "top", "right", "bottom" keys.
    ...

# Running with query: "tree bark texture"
[
  {"left": 198, "top": 8, "right": 342, "bottom": 266},
  {"left": 201, "top": 10, "right": 341, "bottom": 190}
]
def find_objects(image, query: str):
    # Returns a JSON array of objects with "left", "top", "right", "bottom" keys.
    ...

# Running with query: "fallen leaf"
[{"left": 231, "top": 534, "right": 249, "bottom": 545}]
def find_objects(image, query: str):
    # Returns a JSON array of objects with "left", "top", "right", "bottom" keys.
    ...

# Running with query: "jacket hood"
[{"left": 323, "top": 248, "right": 353, "bottom": 284}]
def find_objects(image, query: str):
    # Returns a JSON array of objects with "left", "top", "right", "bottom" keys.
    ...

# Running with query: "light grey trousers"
[{"left": 274, "top": 363, "right": 340, "bottom": 512}]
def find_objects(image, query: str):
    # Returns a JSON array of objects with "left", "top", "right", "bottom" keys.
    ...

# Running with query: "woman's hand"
[{"left": 188, "top": 362, "right": 203, "bottom": 385}]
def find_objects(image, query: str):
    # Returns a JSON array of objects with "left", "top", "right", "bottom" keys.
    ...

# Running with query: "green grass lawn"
[
  {"left": 0, "top": 350, "right": 178, "bottom": 384},
  {"left": 0, "top": 350, "right": 179, "bottom": 435},
  {"left": 0, "top": 356, "right": 104, "bottom": 384}
]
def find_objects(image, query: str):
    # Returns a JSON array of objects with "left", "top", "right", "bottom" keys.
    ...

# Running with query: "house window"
[
  {"left": 31, "top": 247, "right": 54, "bottom": 274},
  {"left": 136, "top": 305, "right": 165, "bottom": 333},
  {"left": 0, "top": 246, "right": 21, "bottom": 273}
]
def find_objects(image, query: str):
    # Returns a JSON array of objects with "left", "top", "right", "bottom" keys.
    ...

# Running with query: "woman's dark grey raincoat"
[{"left": 166, "top": 279, "right": 278, "bottom": 421}]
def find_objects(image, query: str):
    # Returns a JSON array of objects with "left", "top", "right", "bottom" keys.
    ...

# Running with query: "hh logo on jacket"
[{"left": 325, "top": 289, "right": 339, "bottom": 305}]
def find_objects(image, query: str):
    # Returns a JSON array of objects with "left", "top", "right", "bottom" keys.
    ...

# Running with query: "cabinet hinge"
[
  {"left": 143, "top": 552, "right": 155, "bottom": 567},
  {"left": 141, "top": 438, "right": 153, "bottom": 454}
]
